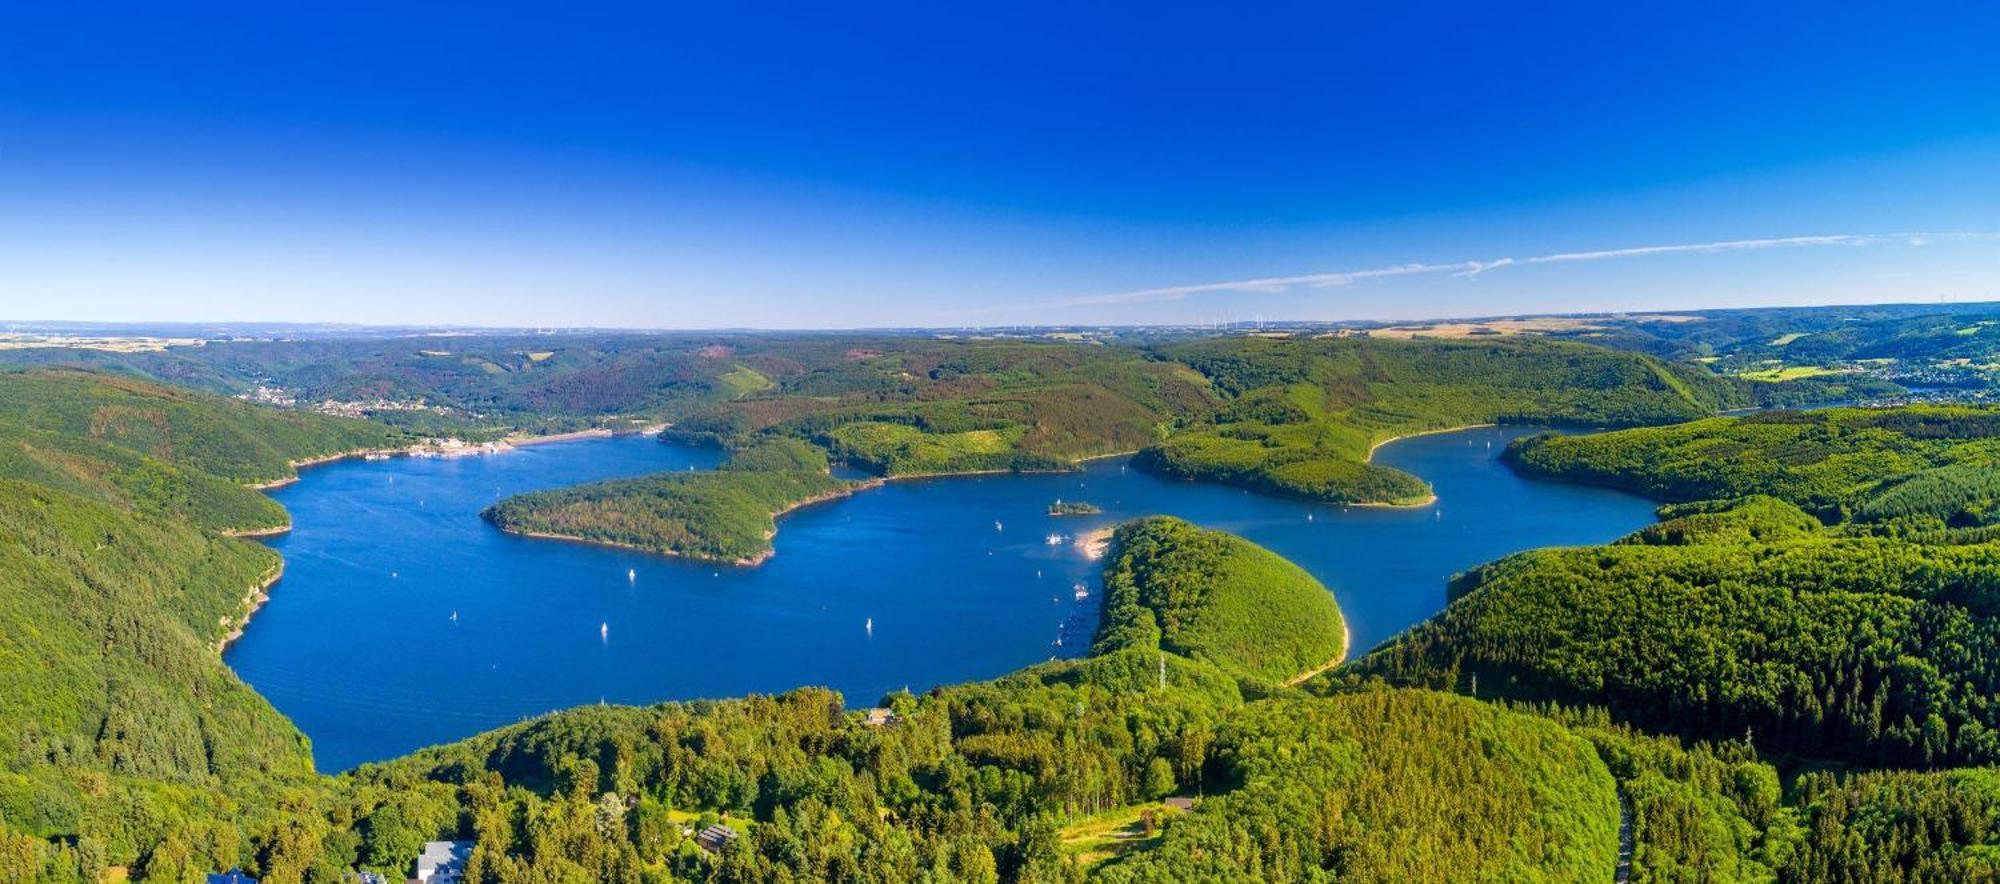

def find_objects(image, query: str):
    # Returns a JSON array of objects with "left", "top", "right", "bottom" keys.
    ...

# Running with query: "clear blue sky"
[{"left": 2, "top": 2, "right": 1997, "bottom": 328}]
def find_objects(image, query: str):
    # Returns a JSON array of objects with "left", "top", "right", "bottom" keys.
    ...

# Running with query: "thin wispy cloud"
[{"left": 1060, "top": 231, "right": 1997, "bottom": 308}]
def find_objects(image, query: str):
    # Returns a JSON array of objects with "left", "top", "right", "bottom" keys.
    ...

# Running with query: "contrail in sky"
[{"left": 1057, "top": 231, "right": 1997, "bottom": 308}]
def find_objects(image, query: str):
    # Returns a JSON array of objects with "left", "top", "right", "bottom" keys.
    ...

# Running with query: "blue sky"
[{"left": 2, "top": 3, "right": 1997, "bottom": 328}]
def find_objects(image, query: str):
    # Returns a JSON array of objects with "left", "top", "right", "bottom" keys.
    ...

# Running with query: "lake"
[{"left": 226, "top": 426, "right": 1658, "bottom": 771}]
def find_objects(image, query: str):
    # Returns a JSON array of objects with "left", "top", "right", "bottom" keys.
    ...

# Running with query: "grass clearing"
[{"left": 1060, "top": 801, "right": 1186, "bottom": 869}]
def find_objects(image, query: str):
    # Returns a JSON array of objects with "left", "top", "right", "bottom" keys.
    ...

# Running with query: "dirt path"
[
  {"left": 1282, "top": 622, "right": 1352, "bottom": 687},
  {"left": 1615, "top": 786, "right": 1634, "bottom": 882}
]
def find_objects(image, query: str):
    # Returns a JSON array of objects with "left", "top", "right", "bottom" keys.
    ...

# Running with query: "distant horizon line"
[{"left": 5, "top": 295, "right": 2000, "bottom": 338}]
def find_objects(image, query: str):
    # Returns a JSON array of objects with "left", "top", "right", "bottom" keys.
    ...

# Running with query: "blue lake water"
[{"left": 226, "top": 426, "right": 1659, "bottom": 771}]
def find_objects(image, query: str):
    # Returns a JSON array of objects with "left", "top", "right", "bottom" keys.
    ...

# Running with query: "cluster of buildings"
[{"left": 205, "top": 840, "right": 473, "bottom": 884}]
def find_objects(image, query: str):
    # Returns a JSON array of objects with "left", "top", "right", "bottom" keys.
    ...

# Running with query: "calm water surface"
[{"left": 227, "top": 426, "right": 1657, "bottom": 771}]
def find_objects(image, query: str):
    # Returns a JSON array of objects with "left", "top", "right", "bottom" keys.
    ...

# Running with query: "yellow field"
[{"left": 1737, "top": 365, "right": 1849, "bottom": 381}]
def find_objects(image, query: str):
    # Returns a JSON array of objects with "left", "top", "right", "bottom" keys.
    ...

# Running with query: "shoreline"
[
  {"left": 1282, "top": 620, "right": 1352, "bottom": 688},
  {"left": 217, "top": 562, "right": 284, "bottom": 653},
  {"left": 1364, "top": 423, "right": 1499, "bottom": 461},
  {"left": 492, "top": 477, "right": 887, "bottom": 567},
  {"left": 1348, "top": 423, "right": 1500, "bottom": 509},
  {"left": 244, "top": 423, "right": 670, "bottom": 490},
  {"left": 222, "top": 522, "right": 293, "bottom": 539},
  {"left": 1076, "top": 526, "right": 1115, "bottom": 560}
]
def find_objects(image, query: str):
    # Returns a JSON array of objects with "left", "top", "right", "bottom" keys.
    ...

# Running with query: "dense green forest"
[
  {"left": 1506, "top": 405, "right": 2000, "bottom": 520},
  {"left": 0, "top": 367, "right": 400, "bottom": 486},
  {"left": 1351, "top": 494, "right": 2000, "bottom": 767},
  {"left": 660, "top": 340, "right": 1219, "bottom": 476},
  {"left": 1093, "top": 518, "right": 1345, "bottom": 687},
  {"left": 1134, "top": 337, "right": 1735, "bottom": 504},
  {"left": 482, "top": 439, "right": 857, "bottom": 564},
  {"left": 7, "top": 336, "right": 2000, "bottom": 882},
  {"left": 1344, "top": 405, "right": 2000, "bottom": 868},
  {"left": 0, "top": 370, "right": 406, "bottom": 882}
]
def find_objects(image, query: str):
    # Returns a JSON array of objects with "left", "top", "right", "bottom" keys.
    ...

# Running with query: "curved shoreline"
[
  {"left": 218, "top": 561, "right": 285, "bottom": 653},
  {"left": 1283, "top": 620, "right": 1352, "bottom": 687},
  {"left": 490, "top": 478, "right": 886, "bottom": 566},
  {"left": 244, "top": 424, "right": 671, "bottom": 490}
]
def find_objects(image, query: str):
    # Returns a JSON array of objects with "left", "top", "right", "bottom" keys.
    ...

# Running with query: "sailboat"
[
  {"left": 865, "top": 617, "right": 874, "bottom": 637},
  {"left": 994, "top": 519, "right": 1003, "bottom": 532},
  {"left": 1045, "top": 532, "right": 1065, "bottom": 546},
  {"left": 449, "top": 610, "right": 458, "bottom": 623},
  {"left": 627, "top": 568, "right": 636, "bottom": 581},
  {"left": 600, "top": 622, "right": 609, "bottom": 641}
]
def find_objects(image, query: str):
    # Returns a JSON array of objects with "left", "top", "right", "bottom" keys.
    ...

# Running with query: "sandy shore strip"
[
  {"left": 244, "top": 423, "right": 671, "bottom": 489},
  {"left": 1076, "top": 526, "right": 1116, "bottom": 560},
  {"left": 1282, "top": 621, "right": 1352, "bottom": 687},
  {"left": 1364, "top": 423, "right": 1498, "bottom": 461}
]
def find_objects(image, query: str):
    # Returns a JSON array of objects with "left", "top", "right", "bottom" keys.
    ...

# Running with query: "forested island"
[
  {"left": 482, "top": 439, "right": 857, "bottom": 564},
  {"left": 4, "top": 317, "right": 2000, "bottom": 881},
  {"left": 1048, "top": 500, "right": 1102, "bottom": 516}
]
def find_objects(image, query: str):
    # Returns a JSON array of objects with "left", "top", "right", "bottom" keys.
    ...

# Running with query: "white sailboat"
[
  {"left": 600, "top": 622, "right": 609, "bottom": 641},
  {"left": 865, "top": 617, "right": 874, "bottom": 637},
  {"left": 627, "top": 568, "right": 636, "bottom": 582}
]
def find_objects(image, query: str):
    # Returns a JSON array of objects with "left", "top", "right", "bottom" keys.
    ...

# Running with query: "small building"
[
  {"left": 695, "top": 824, "right": 739, "bottom": 855},
  {"left": 860, "top": 707, "right": 898, "bottom": 727},
  {"left": 208, "top": 872, "right": 258, "bottom": 884},
  {"left": 415, "top": 841, "right": 475, "bottom": 883},
  {"left": 354, "top": 873, "right": 390, "bottom": 884},
  {"left": 1163, "top": 796, "right": 1197, "bottom": 812}
]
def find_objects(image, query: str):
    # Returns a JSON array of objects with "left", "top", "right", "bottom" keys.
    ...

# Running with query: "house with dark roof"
[{"left": 695, "top": 824, "right": 739, "bottom": 854}]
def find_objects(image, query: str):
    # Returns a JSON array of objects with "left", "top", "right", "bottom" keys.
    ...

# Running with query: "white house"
[{"left": 414, "top": 841, "right": 474, "bottom": 883}]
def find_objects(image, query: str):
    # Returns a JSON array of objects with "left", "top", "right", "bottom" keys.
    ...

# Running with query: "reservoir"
[{"left": 226, "top": 425, "right": 1658, "bottom": 771}]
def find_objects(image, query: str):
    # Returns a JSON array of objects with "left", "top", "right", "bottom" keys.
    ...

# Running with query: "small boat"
[
  {"left": 600, "top": 622, "right": 609, "bottom": 641},
  {"left": 1045, "top": 532, "right": 1065, "bottom": 546},
  {"left": 627, "top": 568, "right": 636, "bottom": 581},
  {"left": 449, "top": 610, "right": 458, "bottom": 623},
  {"left": 865, "top": 617, "right": 874, "bottom": 637},
  {"left": 1307, "top": 512, "right": 1314, "bottom": 522},
  {"left": 994, "top": 520, "right": 1003, "bottom": 532},
  {"left": 1073, "top": 583, "right": 1090, "bottom": 601}
]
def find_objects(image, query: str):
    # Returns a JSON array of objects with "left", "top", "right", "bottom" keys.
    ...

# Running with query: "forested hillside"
[
  {"left": 1093, "top": 517, "right": 1345, "bottom": 687},
  {"left": 483, "top": 439, "right": 857, "bottom": 564},
  {"left": 1507, "top": 405, "right": 2000, "bottom": 520},
  {"left": 1355, "top": 406, "right": 2000, "bottom": 766},
  {"left": 0, "top": 367, "right": 400, "bottom": 486},
  {"left": 662, "top": 340, "right": 1220, "bottom": 475},
  {"left": 1135, "top": 337, "right": 1734, "bottom": 504}
]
